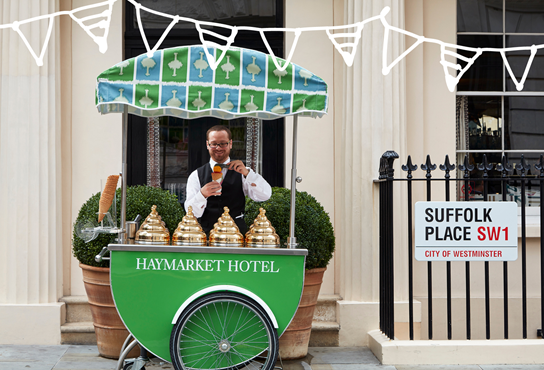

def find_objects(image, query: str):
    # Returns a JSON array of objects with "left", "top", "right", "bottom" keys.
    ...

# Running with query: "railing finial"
[
  {"left": 439, "top": 155, "right": 456, "bottom": 179},
  {"left": 402, "top": 155, "right": 418, "bottom": 179},
  {"left": 535, "top": 154, "right": 544, "bottom": 178},
  {"left": 515, "top": 154, "right": 531, "bottom": 178},
  {"left": 496, "top": 155, "right": 513, "bottom": 178},
  {"left": 477, "top": 154, "right": 493, "bottom": 178},
  {"left": 421, "top": 155, "right": 437, "bottom": 179},
  {"left": 458, "top": 154, "right": 474, "bottom": 179}
]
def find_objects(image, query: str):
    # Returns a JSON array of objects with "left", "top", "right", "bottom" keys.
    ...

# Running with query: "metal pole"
[
  {"left": 288, "top": 115, "right": 298, "bottom": 249},
  {"left": 119, "top": 107, "right": 128, "bottom": 243}
]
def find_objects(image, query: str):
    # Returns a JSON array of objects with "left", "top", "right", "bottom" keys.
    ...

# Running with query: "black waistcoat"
[{"left": 197, "top": 164, "right": 247, "bottom": 235}]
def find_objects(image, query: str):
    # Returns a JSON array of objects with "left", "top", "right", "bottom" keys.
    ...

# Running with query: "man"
[{"left": 185, "top": 125, "right": 272, "bottom": 234}]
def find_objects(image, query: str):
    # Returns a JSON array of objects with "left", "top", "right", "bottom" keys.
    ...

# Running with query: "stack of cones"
[
  {"left": 98, "top": 175, "right": 119, "bottom": 222},
  {"left": 245, "top": 208, "right": 280, "bottom": 247},
  {"left": 209, "top": 207, "right": 244, "bottom": 246}
]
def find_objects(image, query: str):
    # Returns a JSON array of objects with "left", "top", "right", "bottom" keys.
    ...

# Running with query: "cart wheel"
[{"left": 170, "top": 292, "right": 279, "bottom": 370}]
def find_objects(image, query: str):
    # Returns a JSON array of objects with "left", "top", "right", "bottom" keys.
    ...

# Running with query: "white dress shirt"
[{"left": 184, "top": 157, "right": 272, "bottom": 218}]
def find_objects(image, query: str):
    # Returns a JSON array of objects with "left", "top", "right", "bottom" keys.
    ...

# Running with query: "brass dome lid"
[
  {"left": 135, "top": 205, "right": 170, "bottom": 245},
  {"left": 209, "top": 207, "right": 244, "bottom": 247},
  {"left": 245, "top": 208, "right": 280, "bottom": 248},
  {"left": 172, "top": 206, "right": 207, "bottom": 246}
]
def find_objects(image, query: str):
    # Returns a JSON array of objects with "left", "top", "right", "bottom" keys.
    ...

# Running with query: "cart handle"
[{"left": 95, "top": 246, "right": 110, "bottom": 263}]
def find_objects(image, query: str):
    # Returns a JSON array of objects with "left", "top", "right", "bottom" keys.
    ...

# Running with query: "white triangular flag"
[
  {"left": 326, "top": 23, "right": 364, "bottom": 67},
  {"left": 440, "top": 45, "right": 482, "bottom": 92},
  {"left": 259, "top": 29, "right": 301, "bottom": 72},
  {"left": 195, "top": 22, "right": 238, "bottom": 70},
  {"left": 501, "top": 45, "right": 537, "bottom": 92},
  {"left": 381, "top": 28, "right": 424, "bottom": 75},
  {"left": 12, "top": 16, "right": 55, "bottom": 66},
  {"left": 69, "top": 0, "right": 115, "bottom": 54}
]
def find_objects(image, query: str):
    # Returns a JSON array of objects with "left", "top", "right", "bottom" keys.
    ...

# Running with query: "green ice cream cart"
[{"left": 95, "top": 45, "right": 328, "bottom": 370}]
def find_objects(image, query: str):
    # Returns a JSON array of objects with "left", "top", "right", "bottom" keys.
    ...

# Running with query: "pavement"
[{"left": 1, "top": 345, "right": 544, "bottom": 370}]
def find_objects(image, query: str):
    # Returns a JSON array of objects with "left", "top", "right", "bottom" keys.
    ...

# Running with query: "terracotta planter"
[
  {"left": 80, "top": 263, "right": 139, "bottom": 359},
  {"left": 279, "top": 267, "right": 326, "bottom": 360}
]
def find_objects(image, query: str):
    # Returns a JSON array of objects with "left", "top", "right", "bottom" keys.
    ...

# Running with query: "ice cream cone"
[{"left": 98, "top": 175, "right": 119, "bottom": 222}]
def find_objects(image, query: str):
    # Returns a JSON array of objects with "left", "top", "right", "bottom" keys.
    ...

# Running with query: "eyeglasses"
[{"left": 208, "top": 142, "right": 230, "bottom": 149}]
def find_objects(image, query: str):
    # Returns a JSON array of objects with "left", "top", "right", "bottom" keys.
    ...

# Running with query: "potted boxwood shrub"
[
  {"left": 72, "top": 185, "right": 185, "bottom": 359},
  {"left": 245, "top": 187, "right": 335, "bottom": 360}
]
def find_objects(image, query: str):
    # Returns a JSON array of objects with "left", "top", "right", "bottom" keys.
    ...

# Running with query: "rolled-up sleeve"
[{"left": 242, "top": 168, "right": 272, "bottom": 202}]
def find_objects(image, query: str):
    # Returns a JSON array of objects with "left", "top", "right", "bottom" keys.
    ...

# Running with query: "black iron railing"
[{"left": 378, "top": 150, "right": 544, "bottom": 341}]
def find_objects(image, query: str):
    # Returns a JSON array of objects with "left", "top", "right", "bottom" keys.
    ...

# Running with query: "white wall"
[
  {"left": 285, "top": 0, "right": 336, "bottom": 295},
  {"left": 69, "top": 0, "right": 124, "bottom": 295}
]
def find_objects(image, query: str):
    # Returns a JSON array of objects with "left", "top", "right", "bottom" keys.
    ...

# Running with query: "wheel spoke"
[
  {"left": 212, "top": 302, "right": 227, "bottom": 340},
  {"left": 227, "top": 308, "right": 258, "bottom": 342},
  {"left": 184, "top": 346, "right": 223, "bottom": 369},
  {"left": 205, "top": 304, "right": 220, "bottom": 342},
  {"left": 181, "top": 326, "right": 218, "bottom": 347},
  {"left": 229, "top": 319, "right": 265, "bottom": 343},
  {"left": 230, "top": 346, "right": 262, "bottom": 359},
  {"left": 232, "top": 330, "right": 268, "bottom": 347},
  {"left": 181, "top": 346, "right": 219, "bottom": 366},
  {"left": 194, "top": 307, "right": 222, "bottom": 340}
]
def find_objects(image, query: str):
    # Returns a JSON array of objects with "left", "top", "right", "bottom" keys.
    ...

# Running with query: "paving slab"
[
  {"left": 52, "top": 345, "right": 115, "bottom": 370},
  {"left": 139, "top": 358, "right": 173, "bottom": 369},
  {"left": 0, "top": 345, "right": 68, "bottom": 370},
  {"left": 280, "top": 358, "right": 313, "bottom": 370},
  {"left": 62, "top": 346, "right": 103, "bottom": 355},
  {"left": 395, "top": 366, "right": 481, "bottom": 370},
  {"left": 480, "top": 366, "right": 544, "bottom": 370},
  {"left": 308, "top": 347, "right": 382, "bottom": 365},
  {"left": 310, "top": 364, "right": 397, "bottom": 370}
]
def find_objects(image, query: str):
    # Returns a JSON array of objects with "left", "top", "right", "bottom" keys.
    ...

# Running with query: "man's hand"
[
  {"left": 201, "top": 181, "right": 222, "bottom": 198},
  {"left": 228, "top": 160, "right": 249, "bottom": 177}
]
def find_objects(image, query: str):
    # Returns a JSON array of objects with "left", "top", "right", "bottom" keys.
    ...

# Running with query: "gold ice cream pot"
[
  {"left": 245, "top": 208, "right": 280, "bottom": 248},
  {"left": 135, "top": 205, "right": 170, "bottom": 245},
  {"left": 209, "top": 207, "right": 244, "bottom": 247},
  {"left": 172, "top": 206, "right": 207, "bottom": 246}
]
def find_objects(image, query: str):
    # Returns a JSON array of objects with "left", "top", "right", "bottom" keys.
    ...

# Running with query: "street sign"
[{"left": 415, "top": 201, "right": 518, "bottom": 261}]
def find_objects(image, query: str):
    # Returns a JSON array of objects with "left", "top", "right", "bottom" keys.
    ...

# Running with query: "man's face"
[{"left": 207, "top": 130, "right": 232, "bottom": 163}]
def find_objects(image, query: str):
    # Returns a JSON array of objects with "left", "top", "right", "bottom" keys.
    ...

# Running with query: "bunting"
[{"left": 1, "top": 0, "right": 544, "bottom": 92}]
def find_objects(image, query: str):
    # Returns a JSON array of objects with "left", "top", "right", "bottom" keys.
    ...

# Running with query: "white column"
[
  {"left": 335, "top": 0, "right": 409, "bottom": 345},
  {"left": 0, "top": 0, "right": 64, "bottom": 344}
]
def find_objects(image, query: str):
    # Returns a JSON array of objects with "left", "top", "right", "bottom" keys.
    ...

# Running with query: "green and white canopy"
[{"left": 96, "top": 45, "right": 328, "bottom": 120}]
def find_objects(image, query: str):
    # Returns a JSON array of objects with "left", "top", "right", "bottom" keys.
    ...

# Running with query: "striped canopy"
[{"left": 96, "top": 45, "right": 328, "bottom": 120}]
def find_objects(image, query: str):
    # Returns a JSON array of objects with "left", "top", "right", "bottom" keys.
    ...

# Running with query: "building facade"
[{"left": 2, "top": 0, "right": 544, "bottom": 364}]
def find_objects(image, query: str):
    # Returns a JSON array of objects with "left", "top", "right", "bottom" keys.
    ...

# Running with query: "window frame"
[
  {"left": 457, "top": 0, "right": 544, "bottom": 157},
  {"left": 456, "top": 0, "right": 544, "bottom": 212}
]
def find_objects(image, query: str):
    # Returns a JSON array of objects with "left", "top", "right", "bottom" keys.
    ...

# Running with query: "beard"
[{"left": 210, "top": 149, "right": 229, "bottom": 163}]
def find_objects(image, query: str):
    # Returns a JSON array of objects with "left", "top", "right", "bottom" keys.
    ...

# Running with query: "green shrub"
[
  {"left": 72, "top": 185, "right": 185, "bottom": 267},
  {"left": 245, "top": 187, "right": 335, "bottom": 270}
]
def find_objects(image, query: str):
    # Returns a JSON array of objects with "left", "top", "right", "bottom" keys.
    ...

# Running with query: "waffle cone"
[
  {"left": 211, "top": 172, "right": 222, "bottom": 181},
  {"left": 98, "top": 175, "right": 119, "bottom": 222}
]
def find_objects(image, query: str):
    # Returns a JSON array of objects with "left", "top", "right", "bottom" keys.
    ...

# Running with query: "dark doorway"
[{"left": 124, "top": 1, "right": 285, "bottom": 195}]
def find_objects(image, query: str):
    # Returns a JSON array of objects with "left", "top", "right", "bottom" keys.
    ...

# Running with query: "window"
[{"left": 457, "top": 0, "right": 544, "bottom": 206}]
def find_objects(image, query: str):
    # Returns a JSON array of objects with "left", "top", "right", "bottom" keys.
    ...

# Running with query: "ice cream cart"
[{"left": 95, "top": 44, "right": 328, "bottom": 370}]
